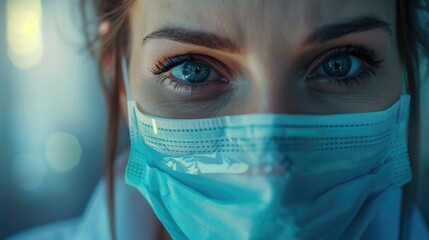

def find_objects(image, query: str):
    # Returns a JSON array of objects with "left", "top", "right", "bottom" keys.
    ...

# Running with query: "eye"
[
  {"left": 150, "top": 53, "right": 232, "bottom": 96},
  {"left": 171, "top": 60, "right": 216, "bottom": 84},
  {"left": 311, "top": 55, "right": 362, "bottom": 78},
  {"left": 306, "top": 45, "right": 383, "bottom": 90}
]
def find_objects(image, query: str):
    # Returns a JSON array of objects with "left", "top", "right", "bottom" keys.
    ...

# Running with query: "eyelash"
[
  {"left": 150, "top": 52, "right": 227, "bottom": 94},
  {"left": 150, "top": 45, "right": 383, "bottom": 94},
  {"left": 306, "top": 44, "right": 383, "bottom": 87}
]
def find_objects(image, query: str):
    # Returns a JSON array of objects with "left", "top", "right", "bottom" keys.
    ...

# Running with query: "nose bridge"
[
  {"left": 248, "top": 84, "right": 296, "bottom": 115},
  {"left": 245, "top": 53, "right": 297, "bottom": 114}
]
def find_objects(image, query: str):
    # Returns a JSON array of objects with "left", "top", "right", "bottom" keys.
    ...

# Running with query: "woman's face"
[{"left": 127, "top": 0, "right": 402, "bottom": 118}]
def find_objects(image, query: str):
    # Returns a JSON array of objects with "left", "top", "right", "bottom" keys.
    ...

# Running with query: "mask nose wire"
[{"left": 121, "top": 54, "right": 132, "bottom": 101}]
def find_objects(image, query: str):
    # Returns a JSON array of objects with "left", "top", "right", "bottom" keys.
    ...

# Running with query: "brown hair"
[
  {"left": 80, "top": 1, "right": 134, "bottom": 239},
  {"left": 80, "top": 0, "right": 429, "bottom": 239}
]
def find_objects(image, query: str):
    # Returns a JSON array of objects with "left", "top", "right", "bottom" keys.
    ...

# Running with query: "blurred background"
[
  {"left": 1, "top": 0, "right": 109, "bottom": 238},
  {"left": 0, "top": 0, "right": 428, "bottom": 239}
]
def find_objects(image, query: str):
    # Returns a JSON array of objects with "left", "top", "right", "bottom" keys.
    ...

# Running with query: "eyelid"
[
  {"left": 151, "top": 52, "right": 236, "bottom": 81},
  {"left": 303, "top": 44, "right": 381, "bottom": 78}
]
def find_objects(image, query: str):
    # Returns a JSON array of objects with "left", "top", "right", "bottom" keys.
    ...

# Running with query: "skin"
[
  {"left": 123, "top": 0, "right": 402, "bottom": 120},
  {"left": 118, "top": 0, "right": 402, "bottom": 237}
]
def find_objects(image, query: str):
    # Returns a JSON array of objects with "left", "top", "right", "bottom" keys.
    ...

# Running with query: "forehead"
[{"left": 134, "top": 0, "right": 394, "bottom": 47}]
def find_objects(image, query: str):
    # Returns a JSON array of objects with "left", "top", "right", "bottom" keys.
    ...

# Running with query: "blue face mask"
[{"left": 121, "top": 58, "right": 411, "bottom": 240}]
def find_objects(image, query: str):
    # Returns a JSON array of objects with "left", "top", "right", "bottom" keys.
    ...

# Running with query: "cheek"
[
  {"left": 363, "top": 29, "right": 403, "bottom": 109},
  {"left": 384, "top": 60, "right": 406, "bottom": 107},
  {"left": 379, "top": 41, "right": 403, "bottom": 107},
  {"left": 385, "top": 58, "right": 403, "bottom": 92}
]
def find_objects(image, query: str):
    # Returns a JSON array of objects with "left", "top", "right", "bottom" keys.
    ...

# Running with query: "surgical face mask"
[{"left": 121, "top": 58, "right": 411, "bottom": 240}]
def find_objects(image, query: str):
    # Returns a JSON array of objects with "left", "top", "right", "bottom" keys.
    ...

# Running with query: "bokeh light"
[
  {"left": 45, "top": 132, "right": 82, "bottom": 172},
  {"left": 7, "top": 0, "right": 43, "bottom": 69},
  {"left": 11, "top": 154, "right": 46, "bottom": 190}
]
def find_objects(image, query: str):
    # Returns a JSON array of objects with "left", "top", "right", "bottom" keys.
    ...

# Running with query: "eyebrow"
[
  {"left": 141, "top": 15, "right": 392, "bottom": 52},
  {"left": 303, "top": 15, "right": 393, "bottom": 45},
  {"left": 142, "top": 27, "right": 241, "bottom": 53}
]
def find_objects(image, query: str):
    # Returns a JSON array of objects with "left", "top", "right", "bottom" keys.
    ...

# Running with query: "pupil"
[
  {"left": 333, "top": 62, "right": 340, "bottom": 69},
  {"left": 182, "top": 61, "right": 210, "bottom": 83},
  {"left": 323, "top": 55, "right": 351, "bottom": 77}
]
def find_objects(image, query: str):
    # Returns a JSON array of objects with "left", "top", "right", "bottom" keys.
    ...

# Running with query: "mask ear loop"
[{"left": 121, "top": 54, "right": 132, "bottom": 101}]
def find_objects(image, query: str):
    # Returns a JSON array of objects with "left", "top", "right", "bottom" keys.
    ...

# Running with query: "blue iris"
[
  {"left": 322, "top": 55, "right": 352, "bottom": 77},
  {"left": 171, "top": 61, "right": 211, "bottom": 83}
]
